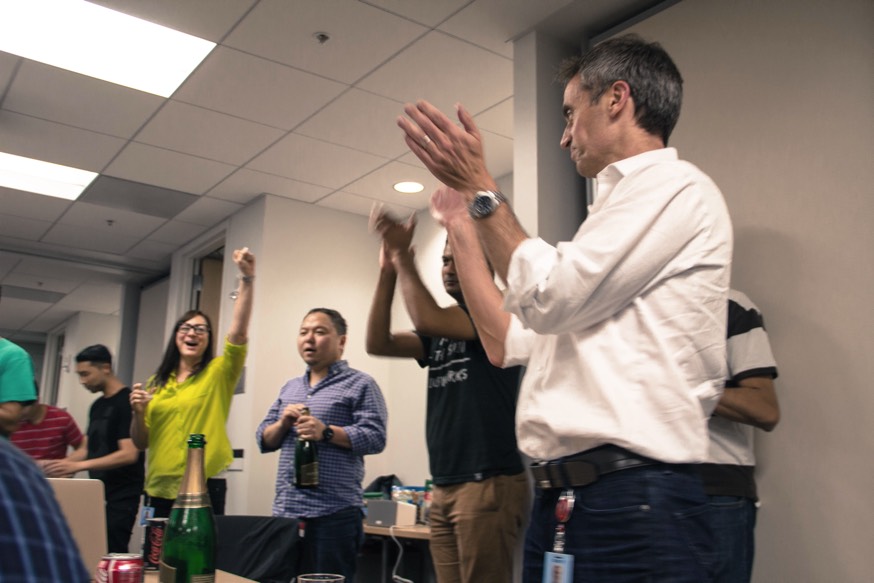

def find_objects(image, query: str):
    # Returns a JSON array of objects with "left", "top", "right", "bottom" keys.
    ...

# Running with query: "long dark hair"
[{"left": 151, "top": 310, "right": 215, "bottom": 389}]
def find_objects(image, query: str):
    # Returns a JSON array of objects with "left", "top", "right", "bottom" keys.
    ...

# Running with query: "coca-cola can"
[
  {"left": 143, "top": 517, "right": 168, "bottom": 570},
  {"left": 95, "top": 553, "right": 144, "bottom": 582}
]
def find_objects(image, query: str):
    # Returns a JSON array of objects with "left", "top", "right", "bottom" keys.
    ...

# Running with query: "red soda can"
[
  {"left": 143, "top": 517, "right": 168, "bottom": 570},
  {"left": 95, "top": 553, "right": 144, "bottom": 582}
]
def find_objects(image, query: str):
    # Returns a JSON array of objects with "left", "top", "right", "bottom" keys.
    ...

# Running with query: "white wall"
[
  {"left": 626, "top": 0, "right": 874, "bottom": 580},
  {"left": 53, "top": 311, "right": 120, "bottom": 428},
  {"left": 223, "top": 195, "right": 453, "bottom": 516}
]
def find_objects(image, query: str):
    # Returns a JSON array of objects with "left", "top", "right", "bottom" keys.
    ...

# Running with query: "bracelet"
[{"left": 239, "top": 275, "right": 254, "bottom": 283}]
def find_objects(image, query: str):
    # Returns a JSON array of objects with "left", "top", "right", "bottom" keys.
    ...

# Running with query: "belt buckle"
[{"left": 533, "top": 461, "right": 553, "bottom": 489}]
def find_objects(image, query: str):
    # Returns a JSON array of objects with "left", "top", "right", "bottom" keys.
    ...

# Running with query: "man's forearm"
[
  {"left": 260, "top": 419, "right": 290, "bottom": 450},
  {"left": 469, "top": 202, "right": 529, "bottom": 284}
]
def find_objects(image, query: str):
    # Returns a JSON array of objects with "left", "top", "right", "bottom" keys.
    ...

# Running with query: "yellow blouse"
[{"left": 144, "top": 338, "right": 247, "bottom": 499}]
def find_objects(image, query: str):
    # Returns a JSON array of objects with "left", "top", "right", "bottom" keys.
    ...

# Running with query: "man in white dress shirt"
[{"left": 398, "top": 34, "right": 732, "bottom": 582}]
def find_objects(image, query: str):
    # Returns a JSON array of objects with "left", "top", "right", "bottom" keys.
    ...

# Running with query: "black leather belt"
[{"left": 531, "top": 445, "right": 660, "bottom": 489}]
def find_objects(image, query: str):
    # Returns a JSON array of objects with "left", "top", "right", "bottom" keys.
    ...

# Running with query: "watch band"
[{"left": 468, "top": 190, "right": 506, "bottom": 219}]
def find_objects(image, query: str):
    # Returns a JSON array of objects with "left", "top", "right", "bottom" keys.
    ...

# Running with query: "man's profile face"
[
  {"left": 75, "top": 361, "right": 108, "bottom": 393},
  {"left": 560, "top": 74, "right": 611, "bottom": 178}
]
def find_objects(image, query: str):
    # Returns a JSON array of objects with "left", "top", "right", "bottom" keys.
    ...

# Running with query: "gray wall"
[{"left": 626, "top": 0, "right": 873, "bottom": 580}]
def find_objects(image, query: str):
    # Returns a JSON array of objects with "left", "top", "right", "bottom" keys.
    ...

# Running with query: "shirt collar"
[
  {"left": 305, "top": 359, "right": 349, "bottom": 385},
  {"left": 592, "top": 148, "right": 678, "bottom": 209}
]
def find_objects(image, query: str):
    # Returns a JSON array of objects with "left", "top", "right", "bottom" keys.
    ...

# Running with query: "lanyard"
[{"left": 553, "top": 489, "right": 575, "bottom": 553}]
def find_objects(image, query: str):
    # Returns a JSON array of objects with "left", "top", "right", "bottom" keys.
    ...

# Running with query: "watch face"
[
  {"left": 322, "top": 427, "right": 334, "bottom": 442},
  {"left": 469, "top": 192, "right": 499, "bottom": 219}
]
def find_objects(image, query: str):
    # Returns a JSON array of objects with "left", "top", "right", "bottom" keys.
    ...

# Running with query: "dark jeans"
[
  {"left": 708, "top": 495, "right": 757, "bottom": 583},
  {"left": 523, "top": 464, "right": 714, "bottom": 582},
  {"left": 106, "top": 491, "right": 141, "bottom": 553},
  {"left": 145, "top": 477, "right": 227, "bottom": 518},
  {"left": 299, "top": 506, "right": 364, "bottom": 581}
]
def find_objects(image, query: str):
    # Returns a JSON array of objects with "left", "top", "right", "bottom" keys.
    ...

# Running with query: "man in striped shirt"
[{"left": 10, "top": 400, "right": 86, "bottom": 475}]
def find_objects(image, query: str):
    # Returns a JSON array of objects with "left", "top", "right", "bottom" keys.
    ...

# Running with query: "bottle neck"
[{"left": 174, "top": 446, "right": 210, "bottom": 509}]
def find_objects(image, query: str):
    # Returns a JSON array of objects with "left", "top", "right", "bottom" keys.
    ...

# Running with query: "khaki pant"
[{"left": 429, "top": 472, "right": 530, "bottom": 583}]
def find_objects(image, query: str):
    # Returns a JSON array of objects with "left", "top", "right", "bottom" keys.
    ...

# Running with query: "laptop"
[{"left": 48, "top": 478, "right": 108, "bottom": 578}]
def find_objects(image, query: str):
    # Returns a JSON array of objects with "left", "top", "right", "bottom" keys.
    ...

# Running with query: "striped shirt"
[
  {"left": 256, "top": 360, "right": 388, "bottom": 518},
  {"left": 11, "top": 406, "right": 84, "bottom": 460},
  {"left": 0, "top": 437, "right": 90, "bottom": 582}
]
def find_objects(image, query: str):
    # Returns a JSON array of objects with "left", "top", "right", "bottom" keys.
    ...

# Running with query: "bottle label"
[
  {"left": 299, "top": 461, "right": 319, "bottom": 486},
  {"left": 190, "top": 576, "right": 215, "bottom": 583}
]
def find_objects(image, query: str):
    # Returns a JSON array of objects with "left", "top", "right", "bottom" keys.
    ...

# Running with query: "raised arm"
[
  {"left": 431, "top": 187, "right": 513, "bottom": 366},
  {"left": 365, "top": 238, "right": 426, "bottom": 359},
  {"left": 227, "top": 247, "right": 255, "bottom": 346}
]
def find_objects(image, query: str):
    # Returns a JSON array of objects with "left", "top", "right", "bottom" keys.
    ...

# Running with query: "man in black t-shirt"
[
  {"left": 46, "top": 345, "right": 145, "bottom": 553},
  {"left": 367, "top": 209, "right": 529, "bottom": 583}
]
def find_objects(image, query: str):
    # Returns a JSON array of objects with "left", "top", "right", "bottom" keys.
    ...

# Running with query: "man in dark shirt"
[
  {"left": 46, "top": 344, "right": 145, "bottom": 553},
  {"left": 366, "top": 208, "right": 529, "bottom": 583}
]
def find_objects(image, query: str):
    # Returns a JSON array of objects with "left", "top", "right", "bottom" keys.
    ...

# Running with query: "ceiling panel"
[
  {"left": 41, "top": 223, "right": 143, "bottom": 255},
  {"left": 224, "top": 0, "right": 428, "bottom": 84},
  {"left": 358, "top": 31, "right": 513, "bottom": 116},
  {"left": 104, "top": 142, "right": 235, "bottom": 195},
  {"left": 173, "top": 197, "right": 244, "bottom": 227},
  {"left": 0, "top": 214, "right": 53, "bottom": 241},
  {"left": 207, "top": 169, "right": 332, "bottom": 205},
  {"left": 4, "top": 60, "right": 164, "bottom": 138},
  {"left": 0, "top": 110, "right": 126, "bottom": 171},
  {"left": 0, "top": 187, "right": 72, "bottom": 221},
  {"left": 173, "top": 47, "right": 347, "bottom": 130},
  {"left": 0, "top": 51, "right": 19, "bottom": 90},
  {"left": 248, "top": 133, "right": 389, "bottom": 189},
  {"left": 55, "top": 201, "right": 166, "bottom": 239},
  {"left": 360, "top": 0, "right": 471, "bottom": 27}
]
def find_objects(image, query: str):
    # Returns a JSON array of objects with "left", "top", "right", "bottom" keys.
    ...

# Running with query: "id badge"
[
  {"left": 542, "top": 551, "right": 573, "bottom": 583},
  {"left": 140, "top": 505, "right": 155, "bottom": 526}
]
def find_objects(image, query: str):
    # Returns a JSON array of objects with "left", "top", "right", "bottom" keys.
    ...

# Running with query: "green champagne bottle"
[
  {"left": 294, "top": 407, "right": 319, "bottom": 488},
  {"left": 159, "top": 434, "right": 216, "bottom": 583}
]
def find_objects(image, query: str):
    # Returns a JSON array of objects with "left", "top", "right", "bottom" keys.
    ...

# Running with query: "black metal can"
[{"left": 142, "top": 517, "right": 168, "bottom": 570}]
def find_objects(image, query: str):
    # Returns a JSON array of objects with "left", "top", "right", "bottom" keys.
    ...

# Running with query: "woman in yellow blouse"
[{"left": 130, "top": 247, "right": 255, "bottom": 517}]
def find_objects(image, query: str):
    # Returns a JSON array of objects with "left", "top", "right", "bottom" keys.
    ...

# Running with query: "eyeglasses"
[{"left": 178, "top": 324, "right": 210, "bottom": 336}]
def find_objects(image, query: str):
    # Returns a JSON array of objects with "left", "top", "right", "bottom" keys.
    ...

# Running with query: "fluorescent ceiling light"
[
  {"left": 0, "top": 0, "right": 215, "bottom": 98},
  {"left": 393, "top": 181, "right": 425, "bottom": 194},
  {"left": 0, "top": 152, "right": 98, "bottom": 200}
]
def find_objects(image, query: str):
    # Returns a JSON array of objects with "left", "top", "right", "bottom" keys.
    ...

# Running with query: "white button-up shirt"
[{"left": 503, "top": 148, "right": 733, "bottom": 463}]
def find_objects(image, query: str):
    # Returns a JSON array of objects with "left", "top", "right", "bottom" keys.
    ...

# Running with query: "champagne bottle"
[
  {"left": 294, "top": 406, "right": 319, "bottom": 488},
  {"left": 159, "top": 434, "right": 216, "bottom": 583}
]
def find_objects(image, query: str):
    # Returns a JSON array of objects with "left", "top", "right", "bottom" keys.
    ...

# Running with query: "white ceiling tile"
[
  {"left": 136, "top": 101, "right": 285, "bottom": 165},
  {"left": 208, "top": 169, "right": 332, "bottom": 205},
  {"left": 480, "top": 129, "right": 514, "bottom": 179},
  {"left": 248, "top": 133, "right": 389, "bottom": 189},
  {"left": 225, "top": 0, "right": 427, "bottom": 84},
  {"left": 317, "top": 191, "right": 417, "bottom": 219},
  {"left": 0, "top": 251, "right": 21, "bottom": 279},
  {"left": 23, "top": 306, "right": 79, "bottom": 333},
  {"left": 0, "top": 187, "right": 72, "bottom": 221},
  {"left": 358, "top": 31, "right": 513, "bottom": 116},
  {"left": 0, "top": 214, "right": 53, "bottom": 241},
  {"left": 0, "top": 297, "right": 48, "bottom": 330},
  {"left": 89, "top": 0, "right": 257, "bottom": 42},
  {"left": 174, "top": 47, "right": 347, "bottom": 130},
  {"left": 105, "top": 142, "right": 235, "bottom": 195},
  {"left": 126, "top": 239, "right": 179, "bottom": 263},
  {"left": 56, "top": 282, "right": 124, "bottom": 314},
  {"left": 440, "top": 0, "right": 575, "bottom": 58},
  {"left": 41, "top": 223, "right": 142, "bottom": 255},
  {"left": 475, "top": 97, "right": 514, "bottom": 138},
  {"left": 57, "top": 201, "right": 166, "bottom": 239},
  {"left": 14, "top": 255, "right": 122, "bottom": 283},
  {"left": 360, "top": 0, "right": 471, "bottom": 27},
  {"left": 1, "top": 272, "right": 80, "bottom": 295},
  {"left": 0, "top": 110, "right": 126, "bottom": 171},
  {"left": 296, "top": 89, "right": 409, "bottom": 159},
  {"left": 173, "top": 197, "right": 243, "bottom": 227},
  {"left": 341, "top": 161, "right": 439, "bottom": 209},
  {"left": 0, "top": 52, "right": 20, "bottom": 91},
  {"left": 5, "top": 61, "right": 164, "bottom": 138},
  {"left": 147, "top": 220, "right": 209, "bottom": 246}
]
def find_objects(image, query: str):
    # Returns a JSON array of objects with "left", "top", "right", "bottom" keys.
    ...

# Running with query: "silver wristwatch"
[{"left": 468, "top": 190, "right": 506, "bottom": 219}]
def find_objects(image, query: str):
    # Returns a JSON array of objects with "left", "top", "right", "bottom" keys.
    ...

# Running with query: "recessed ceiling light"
[
  {"left": 0, "top": 0, "right": 216, "bottom": 98},
  {"left": 0, "top": 152, "right": 98, "bottom": 201},
  {"left": 393, "top": 181, "right": 425, "bottom": 194}
]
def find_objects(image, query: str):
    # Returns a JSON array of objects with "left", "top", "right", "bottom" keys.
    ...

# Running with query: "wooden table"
[{"left": 143, "top": 569, "right": 254, "bottom": 582}]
